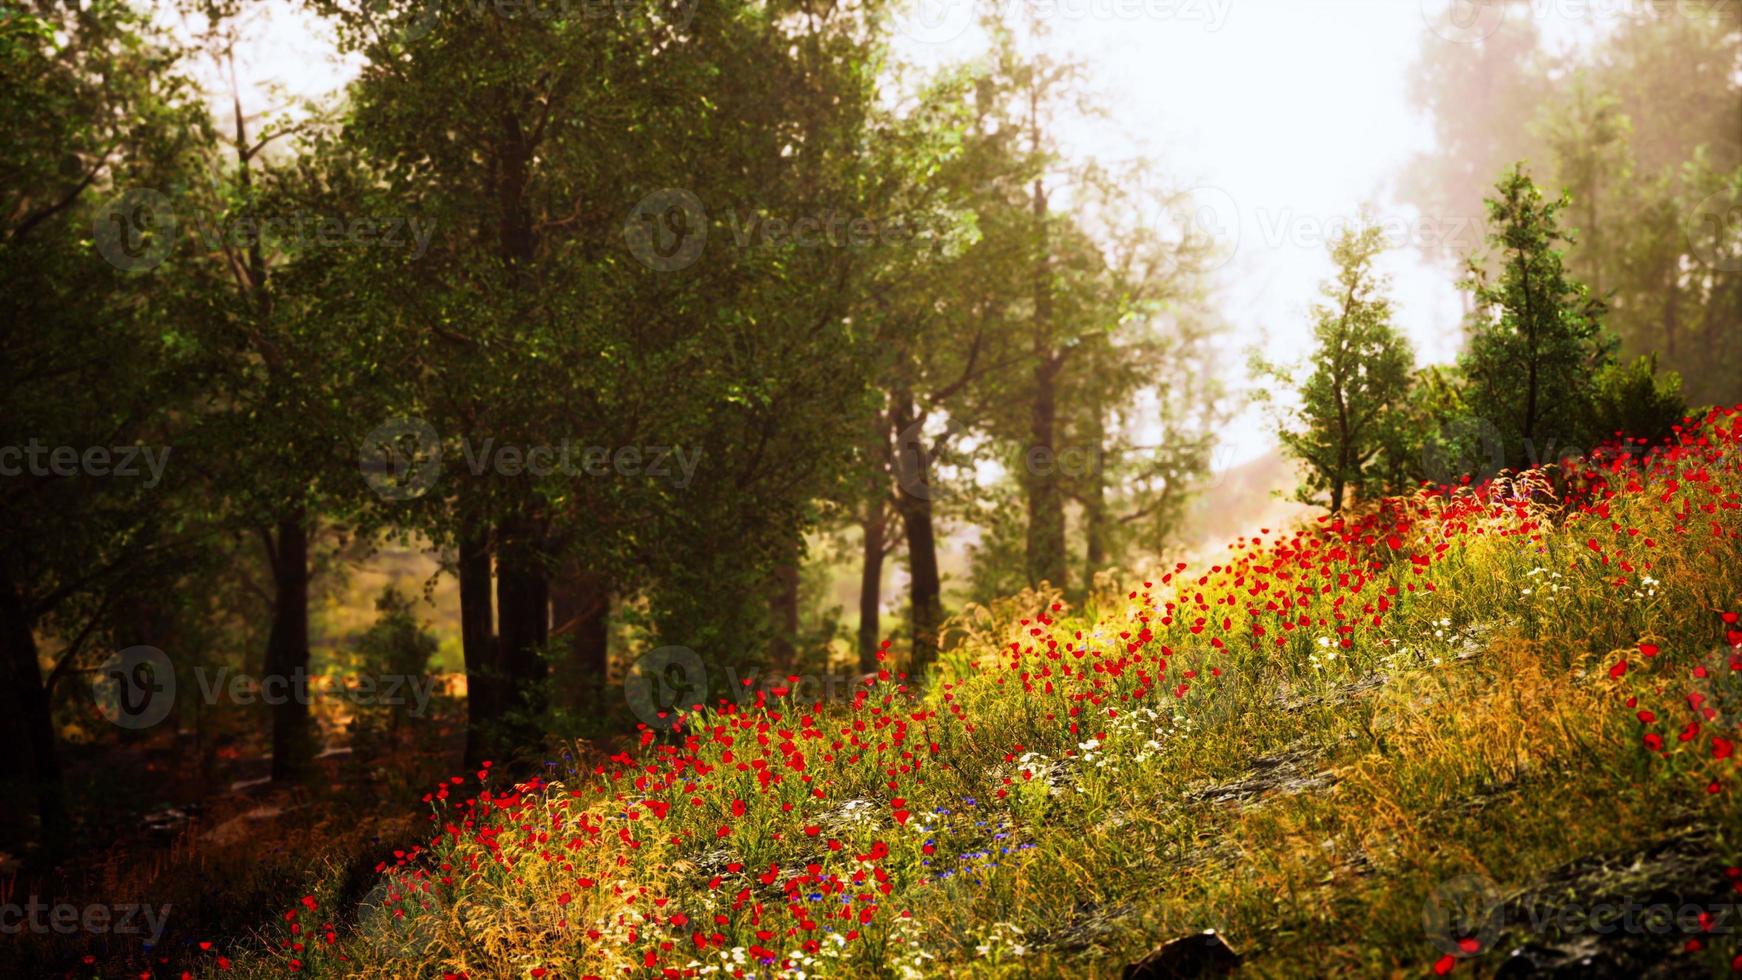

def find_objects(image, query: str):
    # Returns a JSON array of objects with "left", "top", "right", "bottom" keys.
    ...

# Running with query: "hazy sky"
[{"left": 166, "top": 0, "right": 1609, "bottom": 469}]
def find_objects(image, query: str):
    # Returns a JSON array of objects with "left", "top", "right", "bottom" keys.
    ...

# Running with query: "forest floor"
[{"left": 11, "top": 409, "right": 1742, "bottom": 980}]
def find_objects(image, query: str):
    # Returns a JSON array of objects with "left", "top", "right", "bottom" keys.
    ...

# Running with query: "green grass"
[{"left": 229, "top": 411, "right": 1742, "bottom": 979}]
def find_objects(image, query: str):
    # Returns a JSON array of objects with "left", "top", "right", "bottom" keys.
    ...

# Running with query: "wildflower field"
[{"left": 209, "top": 408, "right": 1742, "bottom": 979}]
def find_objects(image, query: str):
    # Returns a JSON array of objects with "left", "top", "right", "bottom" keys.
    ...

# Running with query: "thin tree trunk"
[
  {"left": 1025, "top": 163, "right": 1067, "bottom": 590},
  {"left": 458, "top": 519, "right": 497, "bottom": 767},
  {"left": 494, "top": 514, "right": 549, "bottom": 752},
  {"left": 1025, "top": 353, "right": 1067, "bottom": 589},
  {"left": 1664, "top": 268, "right": 1678, "bottom": 360},
  {"left": 892, "top": 392, "right": 943, "bottom": 670},
  {"left": 767, "top": 534, "right": 800, "bottom": 670},
  {"left": 263, "top": 511, "right": 311, "bottom": 783},
  {"left": 550, "top": 564, "right": 610, "bottom": 713},
  {"left": 1079, "top": 395, "right": 1110, "bottom": 592},
  {"left": 1082, "top": 443, "right": 1109, "bottom": 592},
  {"left": 857, "top": 497, "right": 886, "bottom": 674}
]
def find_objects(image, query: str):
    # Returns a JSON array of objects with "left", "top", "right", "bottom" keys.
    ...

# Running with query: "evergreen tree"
[
  {"left": 1257, "top": 221, "right": 1414, "bottom": 513},
  {"left": 1459, "top": 166, "right": 1614, "bottom": 468}
]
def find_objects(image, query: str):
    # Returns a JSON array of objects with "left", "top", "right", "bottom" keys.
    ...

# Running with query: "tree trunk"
[
  {"left": 1081, "top": 451, "right": 1108, "bottom": 594},
  {"left": 0, "top": 573, "right": 67, "bottom": 860},
  {"left": 263, "top": 511, "right": 311, "bottom": 783},
  {"left": 767, "top": 534, "right": 800, "bottom": 670},
  {"left": 1025, "top": 167, "right": 1067, "bottom": 591},
  {"left": 549, "top": 564, "right": 610, "bottom": 715},
  {"left": 494, "top": 514, "right": 549, "bottom": 753},
  {"left": 892, "top": 392, "right": 943, "bottom": 670},
  {"left": 1025, "top": 354, "right": 1067, "bottom": 589},
  {"left": 458, "top": 519, "right": 497, "bottom": 767},
  {"left": 1663, "top": 267, "right": 1678, "bottom": 361},
  {"left": 1079, "top": 397, "right": 1111, "bottom": 593},
  {"left": 857, "top": 497, "right": 886, "bottom": 674}
]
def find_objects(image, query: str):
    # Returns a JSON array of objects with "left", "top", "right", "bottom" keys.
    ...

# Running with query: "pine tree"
[
  {"left": 1258, "top": 221, "right": 1414, "bottom": 513},
  {"left": 1459, "top": 166, "right": 1614, "bottom": 468}
]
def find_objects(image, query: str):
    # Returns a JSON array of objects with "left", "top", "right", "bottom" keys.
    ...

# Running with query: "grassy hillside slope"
[{"left": 237, "top": 407, "right": 1742, "bottom": 979}]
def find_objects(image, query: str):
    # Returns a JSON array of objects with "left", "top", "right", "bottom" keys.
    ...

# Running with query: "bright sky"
[{"left": 153, "top": 0, "right": 1611, "bottom": 470}]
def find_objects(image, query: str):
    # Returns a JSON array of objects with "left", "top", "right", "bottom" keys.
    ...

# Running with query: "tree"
[
  {"left": 1256, "top": 221, "right": 1414, "bottom": 513},
  {"left": 1399, "top": 4, "right": 1549, "bottom": 278},
  {"left": 316, "top": 0, "right": 888, "bottom": 759},
  {"left": 0, "top": 0, "right": 213, "bottom": 858},
  {"left": 1459, "top": 166, "right": 1614, "bottom": 468},
  {"left": 844, "top": 59, "right": 1030, "bottom": 671},
  {"left": 1401, "top": 3, "right": 1742, "bottom": 405}
]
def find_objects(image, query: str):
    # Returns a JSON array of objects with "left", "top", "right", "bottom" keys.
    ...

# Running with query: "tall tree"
[
  {"left": 1459, "top": 167, "right": 1613, "bottom": 467},
  {"left": 318, "top": 0, "right": 887, "bottom": 755},
  {"left": 1255, "top": 221, "right": 1414, "bottom": 513},
  {"left": 0, "top": 0, "right": 212, "bottom": 857}
]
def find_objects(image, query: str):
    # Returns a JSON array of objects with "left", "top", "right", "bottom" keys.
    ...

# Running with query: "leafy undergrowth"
[{"left": 232, "top": 408, "right": 1742, "bottom": 978}]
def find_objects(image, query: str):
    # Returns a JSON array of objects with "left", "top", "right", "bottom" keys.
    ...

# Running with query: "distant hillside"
[{"left": 1183, "top": 448, "right": 1314, "bottom": 555}]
